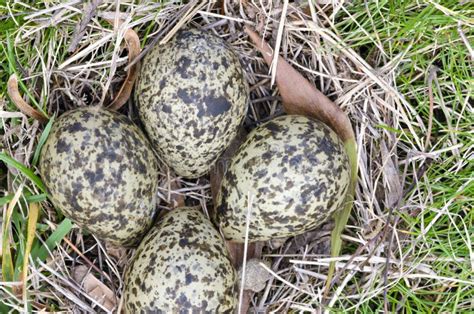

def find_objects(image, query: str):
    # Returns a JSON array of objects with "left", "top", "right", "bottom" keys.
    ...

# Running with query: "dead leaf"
[
  {"left": 105, "top": 242, "right": 128, "bottom": 264},
  {"left": 106, "top": 26, "right": 141, "bottom": 111},
  {"left": 73, "top": 265, "right": 116, "bottom": 312},
  {"left": 381, "top": 142, "right": 403, "bottom": 208},
  {"left": 245, "top": 27, "right": 354, "bottom": 143},
  {"left": 19, "top": 202, "right": 40, "bottom": 298},
  {"left": 7, "top": 74, "right": 49, "bottom": 123},
  {"left": 224, "top": 241, "right": 264, "bottom": 269}
]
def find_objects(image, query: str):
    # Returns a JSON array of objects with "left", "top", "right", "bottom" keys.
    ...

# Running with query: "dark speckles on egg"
[
  {"left": 123, "top": 207, "right": 236, "bottom": 313},
  {"left": 215, "top": 115, "right": 351, "bottom": 242},
  {"left": 39, "top": 106, "right": 160, "bottom": 246},
  {"left": 55, "top": 138, "right": 71, "bottom": 153},
  {"left": 135, "top": 28, "right": 248, "bottom": 178},
  {"left": 202, "top": 94, "right": 232, "bottom": 117}
]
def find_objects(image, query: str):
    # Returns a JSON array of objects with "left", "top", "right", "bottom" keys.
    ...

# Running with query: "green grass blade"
[
  {"left": 24, "top": 194, "right": 48, "bottom": 203},
  {"left": 326, "top": 139, "right": 358, "bottom": 292},
  {"left": 30, "top": 218, "right": 72, "bottom": 263},
  {"left": 0, "top": 302, "right": 10, "bottom": 313},
  {"left": 0, "top": 194, "right": 14, "bottom": 206},
  {"left": 0, "top": 193, "right": 47, "bottom": 207},
  {"left": 32, "top": 115, "right": 54, "bottom": 167},
  {"left": 0, "top": 153, "right": 46, "bottom": 193}
]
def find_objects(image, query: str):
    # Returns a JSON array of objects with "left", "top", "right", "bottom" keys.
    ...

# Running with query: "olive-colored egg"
[
  {"left": 135, "top": 28, "right": 248, "bottom": 178},
  {"left": 215, "top": 115, "right": 351, "bottom": 242},
  {"left": 39, "top": 106, "right": 159, "bottom": 246},
  {"left": 123, "top": 207, "right": 236, "bottom": 313}
]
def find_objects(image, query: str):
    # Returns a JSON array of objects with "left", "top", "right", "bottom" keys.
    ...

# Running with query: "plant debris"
[{"left": 73, "top": 266, "right": 116, "bottom": 312}]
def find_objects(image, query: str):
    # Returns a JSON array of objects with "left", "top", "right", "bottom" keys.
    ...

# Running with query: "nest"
[{"left": 2, "top": 1, "right": 467, "bottom": 313}]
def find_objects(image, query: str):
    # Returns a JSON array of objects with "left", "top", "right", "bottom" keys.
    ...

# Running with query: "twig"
[{"left": 62, "top": 237, "right": 113, "bottom": 283}]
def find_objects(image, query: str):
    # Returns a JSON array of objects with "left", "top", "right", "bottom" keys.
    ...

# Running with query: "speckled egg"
[
  {"left": 215, "top": 115, "right": 351, "bottom": 242},
  {"left": 135, "top": 28, "right": 249, "bottom": 178},
  {"left": 123, "top": 207, "right": 236, "bottom": 313},
  {"left": 39, "top": 106, "right": 159, "bottom": 246}
]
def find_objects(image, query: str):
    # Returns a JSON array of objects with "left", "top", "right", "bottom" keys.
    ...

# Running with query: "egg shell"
[
  {"left": 215, "top": 115, "right": 351, "bottom": 242},
  {"left": 135, "top": 28, "right": 249, "bottom": 178},
  {"left": 123, "top": 207, "right": 236, "bottom": 313},
  {"left": 39, "top": 106, "right": 159, "bottom": 246}
]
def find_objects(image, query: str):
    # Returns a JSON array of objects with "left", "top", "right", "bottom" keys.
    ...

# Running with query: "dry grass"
[{"left": 1, "top": 0, "right": 473, "bottom": 313}]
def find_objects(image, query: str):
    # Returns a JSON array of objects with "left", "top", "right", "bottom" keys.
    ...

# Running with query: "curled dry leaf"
[
  {"left": 73, "top": 265, "right": 116, "bottom": 312},
  {"left": 245, "top": 27, "right": 353, "bottom": 142},
  {"left": 107, "top": 27, "right": 141, "bottom": 111},
  {"left": 7, "top": 74, "right": 49, "bottom": 123}
]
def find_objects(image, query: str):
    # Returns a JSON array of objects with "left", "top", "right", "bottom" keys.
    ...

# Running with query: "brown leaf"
[
  {"left": 224, "top": 241, "right": 264, "bottom": 270},
  {"left": 73, "top": 265, "right": 116, "bottom": 312},
  {"left": 105, "top": 242, "right": 128, "bottom": 264},
  {"left": 169, "top": 175, "right": 186, "bottom": 209},
  {"left": 244, "top": 27, "right": 354, "bottom": 143},
  {"left": 7, "top": 74, "right": 49, "bottom": 123},
  {"left": 381, "top": 142, "right": 403, "bottom": 208},
  {"left": 107, "top": 27, "right": 141, "bottom": 111}
]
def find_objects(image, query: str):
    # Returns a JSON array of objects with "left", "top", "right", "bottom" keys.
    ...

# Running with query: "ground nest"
[{"left": 1, "top": 1, "right": 473, "bottom": 313}]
